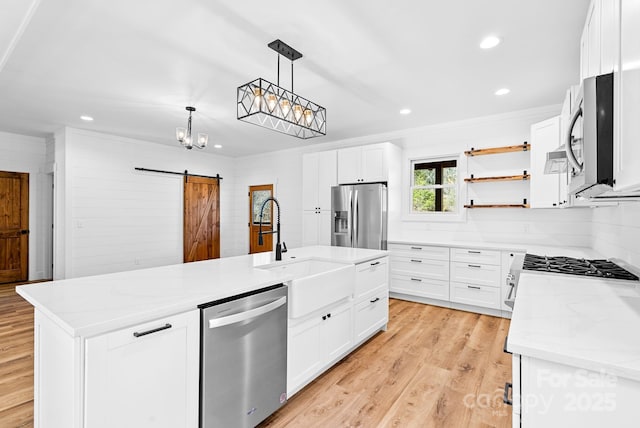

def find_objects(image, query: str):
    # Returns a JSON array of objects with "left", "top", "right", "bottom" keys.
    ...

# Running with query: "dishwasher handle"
[{"left": 208, "top": 296, "right": 287, "bottom": 329}]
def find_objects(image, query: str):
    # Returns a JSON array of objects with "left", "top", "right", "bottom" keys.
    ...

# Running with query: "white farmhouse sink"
[{"left": 258, "top": 259, "right": 354, "bottom": 318}]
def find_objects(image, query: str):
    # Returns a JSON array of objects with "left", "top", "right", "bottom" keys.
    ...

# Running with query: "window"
[{"left": 411, "top": 158, "right": 458, "bottom": 213}]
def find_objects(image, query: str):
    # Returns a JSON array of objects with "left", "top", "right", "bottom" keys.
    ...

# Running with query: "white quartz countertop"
[
  {"left": 16, "top": 246, "right": 387, "bottom": 338},
  {"left": 507, "top": 272, "right": 640, "bottom": 381}
]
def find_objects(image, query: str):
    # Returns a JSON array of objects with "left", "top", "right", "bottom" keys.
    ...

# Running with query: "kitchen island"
[
  {"left": 17, "top": 245, "right": 389, "bottom": 428},
  {"left": 507, "top": 266, "right": 640, "bottom": 427}
]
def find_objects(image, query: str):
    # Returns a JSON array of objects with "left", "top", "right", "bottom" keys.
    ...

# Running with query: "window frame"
[{"left": 403, "top": 153, "right": 466, "bottom": 223}]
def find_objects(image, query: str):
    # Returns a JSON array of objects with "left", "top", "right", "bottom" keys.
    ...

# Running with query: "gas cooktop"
[{"left": 523, "top": 254, "right": 639, "bottom": 281}]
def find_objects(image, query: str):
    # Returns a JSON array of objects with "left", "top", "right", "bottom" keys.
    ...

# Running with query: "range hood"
[{"left": 543, "top": 145, "right": 568, "bottom": 174}]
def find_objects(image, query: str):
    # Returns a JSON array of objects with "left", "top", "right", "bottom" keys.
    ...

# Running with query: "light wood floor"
[
  {"left": 0, "top": 283, "right": 35, "bottom": 428},
  {"left": 0, "top": 285, "right": 512, "bottom": 428},
  {"left": 260, "top": 299, "right": 512, "bottom": 428}
]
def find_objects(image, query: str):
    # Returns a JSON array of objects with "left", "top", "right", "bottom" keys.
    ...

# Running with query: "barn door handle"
[{"left": 20, "top": 230, "right": 29, "bottom": 235}]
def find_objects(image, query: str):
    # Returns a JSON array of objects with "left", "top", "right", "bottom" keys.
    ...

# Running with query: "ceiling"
[{"left": 0, "top": 0, "right": 589, "bottom": 157}]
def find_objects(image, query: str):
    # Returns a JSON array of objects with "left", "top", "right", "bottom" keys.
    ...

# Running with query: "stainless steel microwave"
[{"left": 566, "top": 72, "right": 614, "bottom": 198}]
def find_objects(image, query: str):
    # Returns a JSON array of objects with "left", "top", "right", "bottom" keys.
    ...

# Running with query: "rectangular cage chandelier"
[{"left": 237, "top": 39, "right": 326, "bottom": 139}]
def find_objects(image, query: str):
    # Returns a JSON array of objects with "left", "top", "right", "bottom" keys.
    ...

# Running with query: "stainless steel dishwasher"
[{"left": 199, "top": 283, "right": 288, "bottom": 428}]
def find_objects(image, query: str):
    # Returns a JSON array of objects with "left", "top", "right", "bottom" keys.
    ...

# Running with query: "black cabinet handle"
[
  {"left": 410, "top": 246, "right": 422, "bottom": 250},
  {"left": 467, "top": 285, "right": 481, "bottom": 290},
  {"left": 327, "top": 313, "right": 331, "bottom": 318},
  {"left": 133, "top": 323, "right": 172, "bottom": 338},
  {"left": 410, "top": 259, "right": 422, "bottom": 263},
  {"left": 468, "top": 250, "right": 481, "bottom": 254},
  {"left": 503, "top": 336, "right": 511, "bottom": 354},
  {"left": 503, "top": 382, "right": 513, "bottom": 405},
  {"left": 21, "top": 229, "right": 30, "bottom": 235},
  {"left": 410, "top": 278, "right": 422, "bottom": 282},
  {"left": 322, "top": 315, "right": 327, "bottom": 320},
  {"left": 370, "top": 297, "right": 380, "bottom": 303},
  {"left": 467, "top": 264, "right": 481, "bottom": 268},
  {"left": 370, "top": 261, "right": 381, "bottom": 266}
]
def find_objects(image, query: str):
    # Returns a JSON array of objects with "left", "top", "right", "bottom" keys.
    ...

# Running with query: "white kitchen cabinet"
[
  {"left": 84, "top": 310, "right": 200, "bottom": 428},
  {"left": 337, "top": 144, "right": 387, "bottom": 184},
  {"left": 514, "top": 355, "right": 640, "bottom": 427},
  {"left": 614, "top": 0, "right": 640, "bottom": 192},
  {"left": 582, "top": 0, "right": 602, "bottom": 80},
  {"left": 33, "top": 308, "right": 199, "bottom": 428},
  {"left": 302, "top": 151, "right": 337, "bottom": 245},
  {"left": 302, "top": 150, "right": 337, "bottom": 210},
  {"left": 530, "top": 116, "right": 564, "bottom": 208},
  {"left": 449, "top": 281, "right": 501, "bottom": 310},
  {"left": 390, "top": 244, "right": 450, "bottom": 303},
  {"left": 449, "top": 247, "right": 502, "bottom": 311},
  {"left": 301, "top": 210, "right": 331, "bottom": 246},
  {"left": 353, "top": 257, "right": 389, "bottom": 346},
  {"left": 354, "top": 289, "right": 388, "bottom": 344},
  {"left": 287, "top": 299, "right": 353, "bottom": 396},
  {"left": 600, "top": 0, "right": 620, "bottom": 74}
]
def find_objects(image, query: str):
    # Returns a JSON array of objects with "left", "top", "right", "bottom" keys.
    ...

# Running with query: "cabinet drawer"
[
  {"left": 355, "top": 257, "right": 388, "bottom": 299},
  {"left": 390, "top": 274, "right": 449, "bottom": 301},
  {"left": 388, "top": 243, "right": 449, "bottom": 261},
  {"left": 450, "top": 281, "right": 501, "bottom": 309},
  {"left": 354, "top": 289, "right": 388, "bottom": 343},
  {"left": 450, "top": 261, "right": 500, "bottom": 287},
  {"left": 450, "top": 247, "right": 501, "bottom": 265},
  {"left": 390, "top": 255, "right": 449, "bottom": 281}
]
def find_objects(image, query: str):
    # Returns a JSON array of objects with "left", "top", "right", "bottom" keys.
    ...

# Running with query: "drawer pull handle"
[
  {"left": 410, "top": 278, "right": 422, "bottom": 282},
  {"left": 370, "top": 261, "right": 381, "bottom": 266},
  {"left": 370, "top": 297, "right": 380, "bottom": 303},
  {"left": 467, "top": 285, "right": 481, "bottom": 290},
  {"left": 503, "top": 336, "right": 512, "bottom": 354},
  {"left": 468, "top": 250, "right": 481, "bottom": 254},
  {"left": 467, "top": 264, "right": 481, "bottom": 268},
  {"left": 410, "top": 246, "right": 422, "bottom": 250},
  {"left": 503, "top": 382, "right": 513, "bottom": 405},
  {"left": 410, "top": 259, "right": 422, "bottom": 263},
  {"left": 133, "top": 323, "right": 172, "bottom": 338}
]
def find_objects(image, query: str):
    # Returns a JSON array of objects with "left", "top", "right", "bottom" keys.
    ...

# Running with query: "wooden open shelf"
[
  {"left": 464, "top": 203, "right": 530, "bottom": 209},
  {"left": 464, "top": 143, "right": 530, "bottom": 157},
  {"left": 464, "top": 174, "right": 530, "bottom": 183}
]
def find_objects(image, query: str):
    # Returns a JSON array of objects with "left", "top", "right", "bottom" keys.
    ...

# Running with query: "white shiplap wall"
[
  {"left": 59, "top": 128, "right": 235, "bottom": 278},
  {"left": 0, "top": 131, "right": 51, "bottom": 280}
]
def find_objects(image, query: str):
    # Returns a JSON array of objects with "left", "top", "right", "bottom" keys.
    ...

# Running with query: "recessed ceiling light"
[
  {"left": 213, "top": 144, "right": 222, "bottom": 149},
  {"left": 399, "top": 108, "right": 411, "bottom": 115},
  {"left": 480, "top": 36, "right": 501, "bottom": 49},
  {"left": 80, "top": 115, "right": 94, "bottom": 121},
  {"left": 495, "top": 88, "right": 510, "bottom": 96}
]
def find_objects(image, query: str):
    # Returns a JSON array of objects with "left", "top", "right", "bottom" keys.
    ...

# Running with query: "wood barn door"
[
  {"left": 183, "top": 176, "right": 220, "bottom": 263},
  {"left": 0, "top": 172, "right": 29, "bottom": 284},
  {"left": 248, "top": 184, "right": 273, "bottom": 254}
]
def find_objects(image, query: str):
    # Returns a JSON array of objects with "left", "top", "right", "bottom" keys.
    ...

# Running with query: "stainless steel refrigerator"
[{"left": 331, "top": 183, "right": 387, "bottom": 250}]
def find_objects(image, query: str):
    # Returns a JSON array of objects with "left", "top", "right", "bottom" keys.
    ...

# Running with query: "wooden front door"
[
  {"left": 0, "top": 172, "right": 29, "bottom": 284},
  {"left": 183, "top": 176, "right": 220, "bottom": 263},
  {"left": 249, "top": 184, "right": 273, "bottom": 254}
]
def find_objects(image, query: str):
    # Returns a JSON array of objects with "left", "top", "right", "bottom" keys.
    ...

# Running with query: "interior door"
[
  {"left": 0, "top": 171, "right": 29, "bottom": 284},
  {"left": 249, "top": 184, "right": 273, "bottom": 254},
  {"left": 183, "top": 176, "right": 220, "bottom": 263}
]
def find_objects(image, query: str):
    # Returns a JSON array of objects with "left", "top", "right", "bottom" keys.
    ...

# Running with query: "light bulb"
[
  {"left": 176, "top": 127, "right": 186, "bottom": 143},
  {"left": 293, "top": 105, "right": 303, "bottom": 122},
  {"left": 253, "top": 88, "right": 263, "bottom": 110},
  {"left": 197, "top": 133, "right": 208, "bottom": 148},
  {"left": 303, "top": 109, "right": 313, "bottom": 125},
  {"left": 280, "top": 99, "right": 291, "bottom": 117},
  {"left": 266, "top": 93, "right": 278, "bottom": 112}
]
